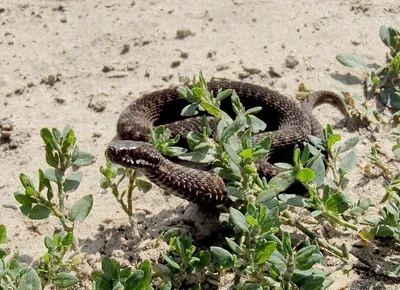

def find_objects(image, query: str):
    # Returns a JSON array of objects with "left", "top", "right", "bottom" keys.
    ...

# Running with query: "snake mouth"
[{"left": 106, "top": 140, "right": 161, "bottom": 169}]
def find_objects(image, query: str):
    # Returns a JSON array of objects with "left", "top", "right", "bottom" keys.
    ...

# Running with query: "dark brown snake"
[{"left": 106, "top": 80, "right": 344, "bottom": 205}]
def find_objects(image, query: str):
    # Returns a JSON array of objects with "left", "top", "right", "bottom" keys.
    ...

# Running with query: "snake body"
[{"left": 107, "top": 81, "right": 343, "bottom": 205}]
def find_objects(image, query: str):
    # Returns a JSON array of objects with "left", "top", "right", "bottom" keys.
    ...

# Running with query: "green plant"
[
  {"left": 154, "top": 229, "right": 212, "bottom": 289},
  {"left": 0, "top": 224, "right": 42, "bottom": 290},
  {"left": 92, "top": 257, "right": 152, "bottom": 290},
  {"left": 100, "top": 162, "right": 152, "bottom": 225},
  {"left": 13, "top": 126, "right": 95, "bottom": 287},
  {"left": 336, "top": 25, "right": 400, "bottom": 110}
]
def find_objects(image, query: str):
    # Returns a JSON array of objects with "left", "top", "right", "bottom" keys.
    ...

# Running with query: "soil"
[{"left": 1, "top": 0, "right": 400, "bottom": 289}]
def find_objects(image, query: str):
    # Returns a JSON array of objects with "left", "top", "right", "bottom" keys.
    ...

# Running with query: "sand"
[{"left": 1, "top": 0, "right": 400, "bottom": 288}]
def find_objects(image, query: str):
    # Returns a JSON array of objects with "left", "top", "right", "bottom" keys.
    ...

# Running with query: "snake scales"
[{"left": 106, "top": 80, "right": 343, "bottom": 205}]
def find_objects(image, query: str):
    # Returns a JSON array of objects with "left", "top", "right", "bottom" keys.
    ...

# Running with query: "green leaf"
[
  {"left": 379, "top": 88, "right": 400, "bottom": 110},
  {"left": 62, "top": 232, "right": 74, "bottom": 246},
  {"left": 309, "top": 156, "right": 325, "bottom": 187},
  {"left": 73, "top": 151, "right": 95, "bottom": 166},
  {"left": 229, "top": 207, "right": 249, "bottom": 232},
  {"left": 102, "top": 257, "right": 120, "bottom": 280},
  {"left": 279, "top": 194, "right": 307, "bottom": 207},
  {"left": 69, "top": 194, "right": 93, "bottom": 222},
  {"left": 379, "top": 25, "right": 400, "bottom": 51},
  {"left": 191, "top": 251, "right": 211, "bottom": 272},
  {"left": 44, "top": 236, "right": 55, "bottom": 249},
  {"left": 53, "top": 272, "right": 79, "bottom": 288},
  {"left": 45, "top": 144, "right": 59, "bottom": 168},
  {"left": 327, "top": 134, "right": 341, "bottom": 150},
  {"left": 181, "top": 103, "right": 199, "bottom": 116},
  {"left": 201, "top": 102, "right": 221, "bottom": 119},
  {"left": 119, "top": 268, "right": 132, "bottom": 279},
  {"left": 295, "top": 246, "right": 319, "bottom": 270},
  {"left": 135, "top": 179, "right": 152, "bottom": 193},
  {"left": 0, "top": 248, "right": 7, "bottom": 259},
  {"left": 254, "top": 241, "right": 277, "bottom": 264},
  {"left": 160, "top": 281, "right": 172, "bottom": 290},
  {"left": 0, "top": 224, "right": 6, "bottom": 244},
  {"left": 63, "top": 171, "right": 83, "bottom": 193},
  {"left": 246, "top": 216, "right": 258, "bottom": 227},
  {"left": 225, "top": 238, "right": 243, "bottom": 254},
  {"left": 216, "top": 89, "right": 232, "bottom": 101},
  {"left": 40, "top": 127, "right": 57, "bottom": 149},
  {"left": 338, "top": 136, "right": 359, "bottom": 153},
  {"left": 162, "top": 254, "right": 180, "bottom": 270},
  {"left": 179, "top": 151, "right": 215, "bottom": 163},
  {"left": 324, "top": 192, "right": 352, "bottom": 214},
  {"left": 292, "top": 269, "right": 325, "bottom": 290},
  {"left": 336, "top": 54, "right": 368, "bottom": 69},
  {"left": 19, "top": 173, "right": 35, "bottom": 189},
  {"left": 137, "top": 260, "right": 152, "bottom": 289},
  {"left": 125, "top": 270, "right": 145, "bottom": 290},
  {"left": 340, "top": 151, "right": 357, "bottom": 173},
  {"left": 246, "top": 115, "right": 266, "bottom": 133},
  {"left": 44, "top": 168, "right": 62, "bottom": 183},
  {"left": 210, "top": 246, "right": 234, "bottom": 268},
  {"left": 26, "top": 204, "right": 51, "bottom": 220},
  {"left": 296, "top": 168, "right": 315, "bottom": 183},
  {"left": 17, "top": 266, "right": 42, "bottom": 290},
  {"left": 282, "top": 232, "right": 293, "bottom": 256},
  {"left": 154, "top": 264, "right": 171, "bottom": 280}
]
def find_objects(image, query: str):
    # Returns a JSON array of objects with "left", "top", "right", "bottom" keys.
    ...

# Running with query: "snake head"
[{"left": 106, "top": 140, "right": 162, "bottom": 170}]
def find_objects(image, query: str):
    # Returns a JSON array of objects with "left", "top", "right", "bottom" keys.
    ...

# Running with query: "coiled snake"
[{"left": 106, "top": 80, "right": 344, "bottom": 205}]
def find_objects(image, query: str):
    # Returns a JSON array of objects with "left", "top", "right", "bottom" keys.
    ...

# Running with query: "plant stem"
[{"left": 323, "top": 210, "right": 358, "bottom": 231}]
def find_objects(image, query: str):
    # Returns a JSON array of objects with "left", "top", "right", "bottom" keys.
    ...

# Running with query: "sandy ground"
[{"left": 1, "top": 0, "right": 400, "bottom": 289}]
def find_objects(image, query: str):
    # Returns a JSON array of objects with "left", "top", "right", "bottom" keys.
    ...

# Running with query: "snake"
[{"left": 106, "top": 80, "right": 344, "bottom": 205}]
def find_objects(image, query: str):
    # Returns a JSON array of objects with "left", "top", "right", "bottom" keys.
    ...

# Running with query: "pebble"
[
  {"left": 268, "top": 66, "right": 283, "bottom": 78},
  {"left": 285, "top": 55, "right": 299, "bottom": 68},
  {"left": 176, "top": 28, "right": 192, "bottom": 39},
  {"left": 207, "top": 50, "right": 216, "bottom": 59},
  {"left": 241, "top": 63, "right": 261, "bottom": 74},
  {"left": 120, "top": 44, "right": 130, "bottom": 55},
  {"left": 171, "top": 60, "right": 181, "bottom": 68},
  {"left": 216, "top": 64, "right": 229, "bottom": 71},
  {"left": 60, "top": 16, "right": 67, "bottom": 23},
  {"left": 88, "top": 98, "right": 107, "bottom": 112},
  {"left": 102, "top": 65, "right": 115, "bottom": 73}
]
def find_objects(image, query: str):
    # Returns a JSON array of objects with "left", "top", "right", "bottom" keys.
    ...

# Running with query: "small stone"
[
  {"left": 14, "top": 87, "right": 25, "bottom": 95},
  {"left": 41, "top": 74, "right": 60, "bottom": 87},
  {"left": 0, "top": 8, "right": 5, "bottom": 13},
  {"left": 285, "top": 55, "right": 299, "bottom": 68},
  {"left": 3, "top": 204, "right": 17, "bottom": 210},
  {"left": 162, "top": 74, "right": 173, "bottom": 82},
  {"left": 55, "top": 97, "right": 66, "bottom": 104},
  {"left": 313, "top": 21, "right": 321, "bottom": 31},
  {"left": 27, "top": 82, "right": 34, "bottom": 87},
  {"left": 216, "top": 64, "right": 229, "bottom": 71},
  {"left": 60, "top": 16, "right": 67, "bottom": 23},
  {"left": 207, "top": 50, "right": 216, "bottom": 59},
  {"left": 238, "top": 72, "right": 250, "bottom": 79},
  {"left": 127, "top": 61, "right": 139, "bottom": 71},
  {"left": 93, "top": 132, "right": 102, "bottom": 138},
  {"left": 242, "top": 63, "right": 261, "bottom": 74},
  {"left": 351, "top": 40, "right": 361, "bottom": 45},
  {"left": 102, "top": 65, "right": 115, "bottom": 73},
  {"left": 88, "top": 98, "right": 107, "bottom": 112},
  {"left": 179, "top": 50, "right": 189, "bottom": 58},
  {"left": 176, "top": 28, "right": 192, "bottom": 39},
  {"left": 171, "top": 60, "right": 181, "bottom": 68},
  {"left": 107, "top": 72, "right": 128, "bottom": 78},
  {"left": 120, "top": 44, "right": 130, "bottom": 55},
  {"left": 144, "top": 71, "right": 150, "bottom": 78},
  {"left": 268, "top": 66, "right": 283, "bottom": 78}
]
